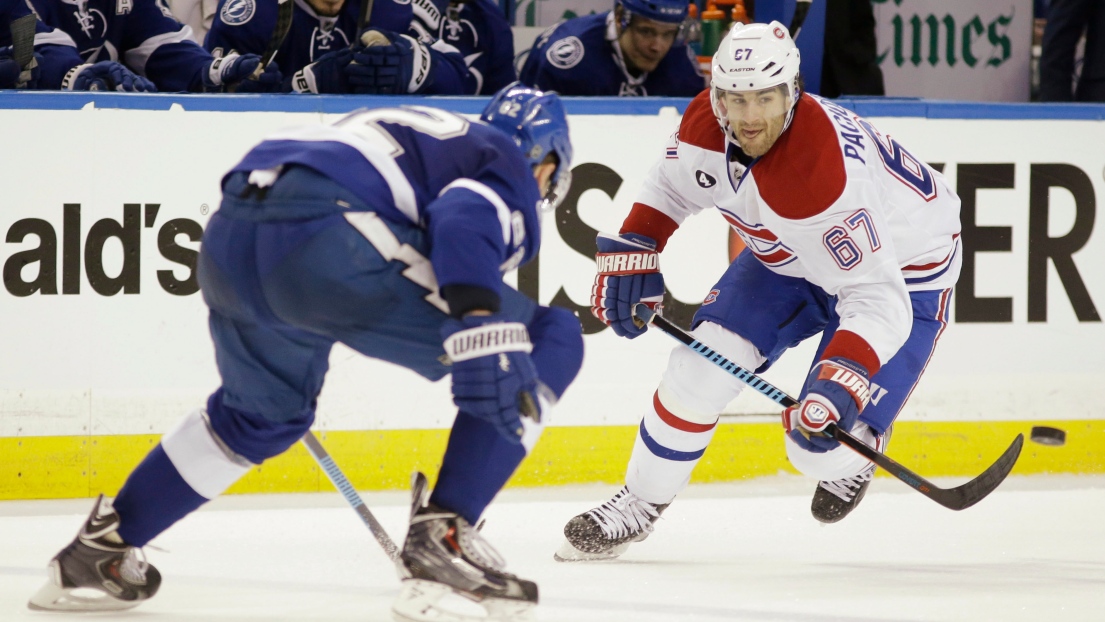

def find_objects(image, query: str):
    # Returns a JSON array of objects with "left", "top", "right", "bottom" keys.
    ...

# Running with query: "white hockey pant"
[
  {"left": 785, "top": 422, "right": 886, "bottom": 481},
  {"left": 626, "top": 322, "right": 764, "bottom": 505}
]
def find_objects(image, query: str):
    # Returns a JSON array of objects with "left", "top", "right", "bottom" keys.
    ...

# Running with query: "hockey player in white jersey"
[{"left": 558, "top": 21, "right": 962, "bottom": 561}]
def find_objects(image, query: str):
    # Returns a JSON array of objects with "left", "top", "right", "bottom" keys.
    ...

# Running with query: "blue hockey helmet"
[
  {"left": 616, "top": 0, "right": 688, "bottom": 24},
  {"left": 481, "top": 82, "right": 574, "bottom": 213}
]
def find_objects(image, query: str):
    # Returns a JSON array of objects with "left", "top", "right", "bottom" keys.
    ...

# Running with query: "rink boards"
[{"left": 0, "top": 93, "right": 1102, "bottom": 499}]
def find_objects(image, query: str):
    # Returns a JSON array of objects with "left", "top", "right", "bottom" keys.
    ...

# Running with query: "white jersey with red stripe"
[{"left": 633, "top": 91, "right": 961, "bottom": 366}]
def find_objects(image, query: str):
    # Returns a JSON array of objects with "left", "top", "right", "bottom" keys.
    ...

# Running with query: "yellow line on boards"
[{"left": 1, "top": 421, "right": 1100, "bottom": 500}]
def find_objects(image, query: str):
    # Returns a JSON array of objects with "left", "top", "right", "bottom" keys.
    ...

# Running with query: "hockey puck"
[{"left": 1030, "top": 426, "right": 1066, "bottom": 446}]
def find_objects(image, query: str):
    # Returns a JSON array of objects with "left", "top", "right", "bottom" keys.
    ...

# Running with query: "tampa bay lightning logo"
[
  {"left": 220, "top": 0, "right": 255, "bottom": 25},
  {"left": 546, "top": 36, "right": 584, "bottom": 69},
  {"left": 696, "top": 170, "right": 717, "bottom": 188}
]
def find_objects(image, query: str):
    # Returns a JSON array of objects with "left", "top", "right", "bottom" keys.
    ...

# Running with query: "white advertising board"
[{"left": 0, "top": 98, "right": 1102, "bottom": 439}]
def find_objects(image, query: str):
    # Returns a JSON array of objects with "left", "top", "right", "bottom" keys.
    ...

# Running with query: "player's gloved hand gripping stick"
[
  {"left": 441, "top": 314, "right": 542, "bottom": 443},
  {"left": 633, "top": 303, "right": 1024, "bottom": 511}
]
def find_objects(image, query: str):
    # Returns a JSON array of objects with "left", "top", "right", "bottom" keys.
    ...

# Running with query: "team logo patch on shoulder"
[
  {"left": 703, "top": 289, "right": 720, "bottom": 305},
  {"left": 546, "top": 36, "right": 584, "bottom": 69},
  {"left": 220, "top": 0, "right": 255, "bottom": 25},
  {"left": 696, "top": 170, "right": 717, "bottom": 188}
]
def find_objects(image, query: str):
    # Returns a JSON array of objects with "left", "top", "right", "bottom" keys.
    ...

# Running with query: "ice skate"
[
  {"left": 392, "top": 472, "right": 537, "bottom": 622},
  {"left": 811, "top": 463, "right": 876, "bottom": 523},
  {"left": 554, "top": 487, "right": 668, "bottom": 562},
  {"left": 27, "top": 494, "right": 161, "bottom": 612}
]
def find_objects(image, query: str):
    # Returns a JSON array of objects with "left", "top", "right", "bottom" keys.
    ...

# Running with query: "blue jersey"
[
  {"left": 205, "top": 0, "right": 473, "bottom": 94},
  {"left": 227, "top": 106, "right": 542, "bottom": 296},
  {"left": 31, "top": 0, "right": 214, "bottom": 91},
  {"left": 519, "top": 12, "right": 704, "bottom": 97},
  {"left": 1, "top": 0, "right": 84, "bottom": 89},
  {"left": 409, "top": 0, "right": 514, "bottom": 94}
]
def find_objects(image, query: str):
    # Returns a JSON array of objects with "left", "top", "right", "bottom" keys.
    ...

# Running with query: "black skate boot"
[
  {"left": 554, "top": 487, "right": 668, "bottom": 562},
  {"left": 392, "top": 472, "right": 537, "bottom": 622},
  {"left": 28, "top": 494, "right": 161, "bottom": 612},
  {"left": 811, "top": 463, "right": 876, "bottom": 524}
]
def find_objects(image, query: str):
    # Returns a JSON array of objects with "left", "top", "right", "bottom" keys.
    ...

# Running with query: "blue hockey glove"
[
  {"left": 591, "top": 232, "right": 664, "bottom": 339},
  {"left": 232, "top": 61, "right": 282, "bottom": 93},
  {"left": 442, "top": 314, "right": 539, "bottom": 444},
  {"left": 0, "top": 52, "right": 42, "bottom": 88},
  {"left": 290, "top": 47, "right": 353, "bottom": 94},
  {"left": 61, "top": 61, "right": 156, "bottom": 92},
  {"left": 783, "top": 357, "right": 871, "bottom": 453},
  {"left": 203, "top": 52, "right": 268, "bottom": 91},
  {"left": 346, "top": 30, "right": 434, "bottom": 94}
]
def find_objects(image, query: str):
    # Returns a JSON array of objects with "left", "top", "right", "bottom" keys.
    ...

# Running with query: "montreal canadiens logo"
[
  {"left": 773, "top": 26, "right": 785, "bottom": 39},
  {"left": 703, "top": 289, "right": 720, "bottom": 305},
  {"left": 220, "top": 0, "right": 255, "bottom": 25},
  {"left": 547, "top": 36, "right": 585, "bottom": 69}
]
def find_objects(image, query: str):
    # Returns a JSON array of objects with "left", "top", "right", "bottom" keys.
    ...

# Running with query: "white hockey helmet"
[{"left": 710, "top": 21, "right": 802, "bottom": 141}]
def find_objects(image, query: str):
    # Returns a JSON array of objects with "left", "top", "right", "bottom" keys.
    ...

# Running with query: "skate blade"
[
  {"left": 392, "top": 579, "right": 535, "bottom": 622},
  {"left": 552, "top": 539, "right": 630, "bottom": 562},
  {"left": 28, "top": 580, "right": 141, "bottom": 612}
]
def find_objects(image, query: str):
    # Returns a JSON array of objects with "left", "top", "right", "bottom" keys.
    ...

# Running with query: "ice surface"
[{"left": 2, "top": 475, "right": 1103, "bottom": 621}]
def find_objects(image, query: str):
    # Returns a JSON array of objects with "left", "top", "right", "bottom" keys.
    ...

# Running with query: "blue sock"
[
  {"left": 430, "top": 411, "right": 526, "bottom": 524},
  {"left": 113, "top": 444, "right": 208, "bottom": 547}
]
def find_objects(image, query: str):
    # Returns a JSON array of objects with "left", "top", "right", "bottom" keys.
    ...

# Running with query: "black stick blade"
[{"left": 928, "top": 433, "right": 1024, "bottom": 510}]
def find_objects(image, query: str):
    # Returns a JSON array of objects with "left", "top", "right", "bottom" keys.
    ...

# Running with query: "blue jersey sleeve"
[
  {"left": 418, "top": 38, "right": 474, "bottom": 94},
  {"left": 31, "top": 0, "right": 212, "bottom": 91},
  {"left": 419, "top": 125, "right": 541, "bottom": 293},
  {"left": 435, "top": 0, "right": 515, "bottom": 94},
  {"left": 1, "top": 0, "right": 82, "bottom": 89},
  {"left": 125, "top": 0, "right": 212, "bottom": 91}
]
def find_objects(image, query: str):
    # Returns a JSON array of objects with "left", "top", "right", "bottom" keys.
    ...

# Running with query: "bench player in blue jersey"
[
  {"left": 519, "top": 0, "right": 704, "bottom": 96},
  {"left": 31, "top": 0, "right": 278, "bottom": 92},
  {"left": 205, "top": 0, "right": 477, "bottom": 94},
  {"left": 29, "top": 83, "right": 582, "bottom": 622},
  {"left": 1, "top": 0, "right": 153, "bottom": 90},
  {"left": 408, "top": 0, "right": 517, "bottom": 94}
]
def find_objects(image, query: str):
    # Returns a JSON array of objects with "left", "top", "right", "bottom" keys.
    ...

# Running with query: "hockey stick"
[
  {"left": 301, "top": 431, "right": 402, "bottom": 562},
  {"left": 10, "top": 14, "right": 37, "bottom": 89},
  {"left": 231, "top": 0, "right": 293, "bottom": 89},
  {"left": 633, "top": 304, "right": 1024, "bottom": 511},
  {"left": 256, "top": 0, "right": 293, "bottom": 74},
  {"left": 788, "top": 0, "right": 812, "bottom": 40},
  {"left": 356, "top": 0, "right": 375, "bottom": 37}
]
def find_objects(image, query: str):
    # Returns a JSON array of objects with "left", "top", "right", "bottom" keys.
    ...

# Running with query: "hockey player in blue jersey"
[
  {"left": 31, "top": 0, "right": 279, "bottom": 92},
  {"left": 1, "top": 0, "right": 152, "bottom": 90},
  {"left": 519, "top": 0, "right": 704, "bottom": 96},
  {"left": 409, "top": 0, "right": 516, "bottom": 94},
  {"left": 206, "top": 0, "right": 476, "bottom": 94},
  {"left": 29, "top": 83, "right": 581, "bottom": 622}
]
